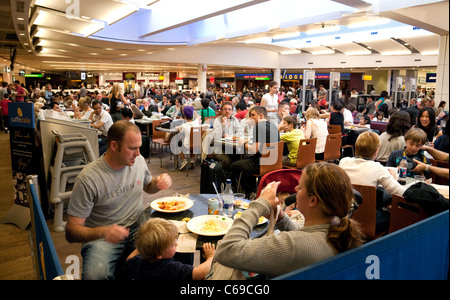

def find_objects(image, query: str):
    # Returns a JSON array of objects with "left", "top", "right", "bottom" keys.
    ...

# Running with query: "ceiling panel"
[{"left": 362, "top": 39, "right": 411, "bottom": 55}]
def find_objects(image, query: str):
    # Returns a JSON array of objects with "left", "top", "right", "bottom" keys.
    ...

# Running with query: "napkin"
[
  {"left": 170, "top": 220, "right": 198, "bottom": 253},
  {"left": 176, "top": 233, "right": 198, "bottom": 253}
]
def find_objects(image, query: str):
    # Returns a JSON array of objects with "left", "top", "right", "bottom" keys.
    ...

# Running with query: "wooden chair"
[
  {"left": 329, "top": 124, "right": 354, "bottom": 157},
  {"left": 327, "top": 124, "right": 341, "bottom": 134},
  {"left": 151, "top": 119, "right": 172, "bottom": 167},
  {"left": 317, "top": 133, "right": 341, "bottom": 163},
  {"left": 429, "top": 159, "right": 449, "bottom": 185},
  {"left": 351, "top": 184, "right": 386, "bottom": 241},
  {"left": 283, "top": 138, "right": 317, "bottom": 169},
  {"left": 388, "top": 194, "right": 429, "bottom": 234},
  {"left": 237, "top": 142, "right": 284, "bottom": 193}
]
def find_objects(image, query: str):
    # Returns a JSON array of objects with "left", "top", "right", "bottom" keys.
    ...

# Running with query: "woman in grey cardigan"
[{"left": 213, "top": 162, "right": 364, "bottom": 278}]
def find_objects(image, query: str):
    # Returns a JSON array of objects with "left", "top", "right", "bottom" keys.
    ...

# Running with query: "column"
[
  {"left": 197, "top": 64, "right": 207, "bottom": 93},
  {"left": 273, "top": 68, "right": 281, "bottom": 86},
  {"left": 435, "top": 35, "right": 449, "bottom": 107}
]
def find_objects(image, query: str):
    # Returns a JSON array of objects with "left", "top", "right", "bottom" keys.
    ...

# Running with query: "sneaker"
[
  {"left": 179, "top": 159, "right": 188, "bottom": 171},
  {"left": 189, "top": 160, "right": 195, "bottom": 169}
]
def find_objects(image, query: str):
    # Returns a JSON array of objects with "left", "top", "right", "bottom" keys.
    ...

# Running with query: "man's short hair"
[{"left": 249, "top": 105, "right": 267, "bottom": 118}]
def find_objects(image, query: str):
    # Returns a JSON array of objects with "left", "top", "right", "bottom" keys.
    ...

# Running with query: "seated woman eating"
[{"left": 211, "top": 162, "right": 364, "bottom": 279}]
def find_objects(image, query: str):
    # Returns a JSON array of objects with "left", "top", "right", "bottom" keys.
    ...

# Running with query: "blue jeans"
[{"left": 81, "top": 223, "right": 139, "bottom": 280}]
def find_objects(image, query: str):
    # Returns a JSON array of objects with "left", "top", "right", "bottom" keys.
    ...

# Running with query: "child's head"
[
  {"left": 135, "top": 218, "right": 178, "bottom": 262},
  {"left": 375, "top": 111, "right": 384, "bottom": 121},
  {"left": 404, "top": 127, "right": 427, "bottom": 155},
  {"left": 359, "top": 115, "right": 370, "bottom": 125}
]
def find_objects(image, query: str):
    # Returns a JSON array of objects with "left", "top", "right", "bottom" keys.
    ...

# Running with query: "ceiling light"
[
  {"left": 312, "top": 49, "right": 335, "bottom": 55},
  {"left": 345, "top": 50, "right": 371, "bottom": 55},
  {"left": 421, "top": 50, "right": 439, "bottom": 55},
  {"left": 306, "top": 26, "right": 340, "bottom": 35},
  {"left": 17, "top": 17, "right": 24, "bottom": 21},
  {"left": 347, "top": 18, "right": 391, "bottom": 29},
  {"left": 381, "top": 50, "right": 412, "bottom": 55},
  {"left": 280, "top": 50, "right": 301, "bottom": 55}
]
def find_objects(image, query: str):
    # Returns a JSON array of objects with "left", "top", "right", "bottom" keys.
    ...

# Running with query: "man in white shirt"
[{"left": 90, "top": 100, "right": 113, "bottom": 155}]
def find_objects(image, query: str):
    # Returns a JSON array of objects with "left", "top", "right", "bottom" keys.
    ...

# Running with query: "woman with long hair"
[
  {"left": 416, "top": 106, "right": 441, "bottom": 143},
  {"left": 212, "top": 162, "right": 364, "bottom": 278}
]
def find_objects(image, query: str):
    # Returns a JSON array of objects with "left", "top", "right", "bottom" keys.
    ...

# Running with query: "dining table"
[{"left": 141, "top": 194, "right": 269, "bottom": 250}]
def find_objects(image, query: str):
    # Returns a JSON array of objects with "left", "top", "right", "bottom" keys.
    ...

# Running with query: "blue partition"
[
  {"left": 29, "top": 181, "right": 64, "bottom": 280},
  {"left": 275, "top": 210, "right": 449, "bottom": 280}
]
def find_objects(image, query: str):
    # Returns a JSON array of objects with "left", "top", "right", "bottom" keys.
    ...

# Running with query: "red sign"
[{"left": 209, "top": 77, "right": 215, "bottom": 84}]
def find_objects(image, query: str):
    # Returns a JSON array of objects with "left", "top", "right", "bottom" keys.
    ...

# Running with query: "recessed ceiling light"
[
  {"left": 120, "top": 54, "right": 128, "bottom": 56},
  {"left": 17, "top": 17, "right": 24, "bottom": 21}
]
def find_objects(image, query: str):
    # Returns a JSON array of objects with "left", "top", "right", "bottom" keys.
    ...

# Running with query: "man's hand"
[
  {"left": 103, "top": 225, "right": 129, "bottom": 244},
  {"left": 155, "top": 173, "right": 172, "bottom": 190}
]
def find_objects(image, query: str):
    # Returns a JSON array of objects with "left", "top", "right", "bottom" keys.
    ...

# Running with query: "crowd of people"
[{"left": 1, "top": 78, "right": 448, "bottom": 280}]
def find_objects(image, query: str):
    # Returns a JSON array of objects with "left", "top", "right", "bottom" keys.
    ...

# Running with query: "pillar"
[
  {"left": 197, "top": 64, "right": 207, "bottom": 93},
  {"left": 435, "top": 35, "right": 449, "bottom": 107}
]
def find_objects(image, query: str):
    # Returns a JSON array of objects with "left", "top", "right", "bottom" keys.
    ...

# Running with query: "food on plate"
[
  {"left": 199, "top": 218, "right": 229, "bottom": 234},
  {"left": 234, "top": 211, "right": 265, "bottom": 224},
  {"left": 157, "top": 200, "right": 187, "bottom": 211},
  {"left": 182, "top": 217, "right": 191, "bottom": 222}
]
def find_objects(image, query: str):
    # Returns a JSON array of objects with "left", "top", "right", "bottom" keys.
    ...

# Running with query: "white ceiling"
[{"left": 1, "top": 0, "right": 448, "bottom": 77}]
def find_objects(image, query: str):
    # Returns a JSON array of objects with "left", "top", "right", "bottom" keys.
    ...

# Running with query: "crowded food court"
[{"left": 0, "top": 0, "right": 448, "bottom": 284}]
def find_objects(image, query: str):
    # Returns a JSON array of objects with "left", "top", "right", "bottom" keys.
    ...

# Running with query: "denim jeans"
[{"left": 81, "top": 223, "right": 139, "bottom": 280}]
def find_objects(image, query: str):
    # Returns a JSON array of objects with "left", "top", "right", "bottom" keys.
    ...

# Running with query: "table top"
[
  {"left": 142, "top": 194, "right": 268, "bottom": 247},
  {"left": 344, "top": 125, "right": 370, "bottom": 132}
]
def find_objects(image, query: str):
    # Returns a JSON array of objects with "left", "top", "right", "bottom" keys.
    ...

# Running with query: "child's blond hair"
[{"left": 134, "top": 218, "right": 178, "bottom": 261}]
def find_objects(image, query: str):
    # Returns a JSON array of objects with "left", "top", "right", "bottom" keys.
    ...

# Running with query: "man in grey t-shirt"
[{"left": 66, "top": 120, "right": 172, "bottom": 280}]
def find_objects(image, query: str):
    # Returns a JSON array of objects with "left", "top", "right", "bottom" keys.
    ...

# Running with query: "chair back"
[
  {"left": 188, "top": 126, "right": 207, "bottom": 154},
  {"left": 296, "top": 138, "right": 317, "bottom": 169},
  {"left": 351, "top": 184, "right": 378, "bottom": 241},
  {"left": 327, "top": 124, "right": 341, "bottom": 134},
  {"left": 203, "top": 116, "right": 217, "bottom": 126},
  {"left": 370, "top": 121, "right": 388, "bottom": 134},
  {"left": 388, "top": 194, "right": 429, "bottom": 234},
  {"left": 151, "top": 119, "right": 166, "bottom": 140},
  {"left": 259, "top": 141, "right": 284, "bottom": 177},
  {"left": 256, "top": 169, "right": 302, "bottom": 198},
  {"left": 323, "top": 133, "right": 342, "bottom": 162},
  {"left": 429, "top": 159, "right": 449, "bottom": 185}
]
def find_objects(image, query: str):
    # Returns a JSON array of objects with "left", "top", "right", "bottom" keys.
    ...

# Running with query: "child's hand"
[{"left": 202, "top": 242, "right": 215, "bottom": 260}]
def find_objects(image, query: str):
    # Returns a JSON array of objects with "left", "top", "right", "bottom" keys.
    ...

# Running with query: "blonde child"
[{"left": 126, "top": 218, "right": 215, "bottom": 280}]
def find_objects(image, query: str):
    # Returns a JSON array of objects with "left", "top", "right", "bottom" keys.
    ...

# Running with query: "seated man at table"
[
  {"left": 66, "top": 121, "right": 173, "bottom": 280},
  {"left": 89, "top": 100, "right": 114, "bottom": 156},
  {"left": 211, "top": 101, "right": 244, "bottom": 173},
  {"left": 126, "top": 218, "right": 216, "bottom": 280},
  {"left": 230, "top": 106, "right": 280, "bottom": 197}
]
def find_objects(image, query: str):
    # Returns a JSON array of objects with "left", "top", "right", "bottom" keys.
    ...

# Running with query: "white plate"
[
  {"left": 187, "top": 215, "right": 234, "bottom": 236},
  {"left": 150, "top": 197, "right": 194, "bottom": 213},
  {"left": 234, "top": 211, "right": 268, "bottom": 225}
]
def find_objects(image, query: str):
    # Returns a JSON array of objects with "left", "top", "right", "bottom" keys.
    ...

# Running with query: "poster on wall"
[{"left": 1, "top": 102, "right": 44, "bottom": 230}]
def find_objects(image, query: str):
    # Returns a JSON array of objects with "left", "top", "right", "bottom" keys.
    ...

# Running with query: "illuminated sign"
[
  {"left": 24, "top": 74, "right": 43, "bottom": 78},
  {"left": 235, "top": 73, "right": 272, "bottom": 80},
  {"left": 363, "top": 75, "right": 373, "bottom": 80},
  {"left": 426, "top": 73, "right": 436, "bottom": 83}
]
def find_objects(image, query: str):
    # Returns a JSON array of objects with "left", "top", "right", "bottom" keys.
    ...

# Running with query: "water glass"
[
  {"left": 233, "top": 193, "right": 246, "bottom": 210},
  {"left": 415, "top": 175, "right": 425, "bottom": 182}
]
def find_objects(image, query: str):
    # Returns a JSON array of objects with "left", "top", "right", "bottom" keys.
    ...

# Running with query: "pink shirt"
[{"left": 15, "top": 85, "right": 25, "bottom": 102}]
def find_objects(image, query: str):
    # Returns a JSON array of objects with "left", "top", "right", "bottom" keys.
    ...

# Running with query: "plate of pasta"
[
  {"left": 150, "top": 197, "right": 194, "bottom": 213},
  {"left": 187, "top": 215, "right": 234, "bottom": 236}
]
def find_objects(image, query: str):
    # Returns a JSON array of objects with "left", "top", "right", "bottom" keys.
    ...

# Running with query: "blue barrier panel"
[
  {"left": 275, "top": 210, "right": 449, "bottom": 280},
  {"left": 29, "top": 182, "right": 64, "bottom": 280}
]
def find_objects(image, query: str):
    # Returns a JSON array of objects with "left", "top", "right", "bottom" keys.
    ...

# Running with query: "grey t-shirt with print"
[{"left": 68, "top": 155, "right": 152, "bottom": 228}]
